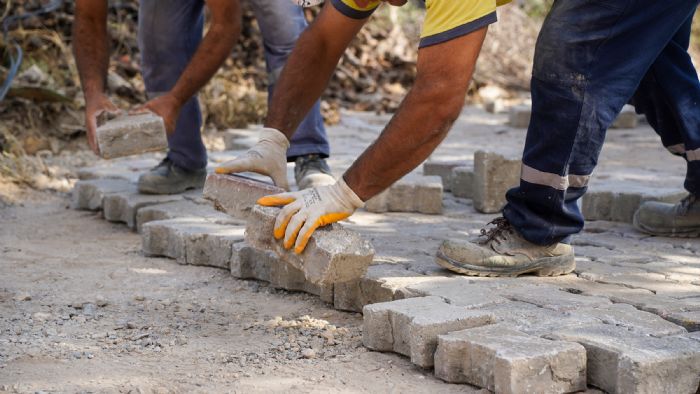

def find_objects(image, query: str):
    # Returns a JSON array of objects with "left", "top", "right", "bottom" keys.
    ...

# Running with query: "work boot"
[
  {"left": 137, "top": 158, "right": 206, "bottom": 195},
  {"left": 294, "top": 154, "right": 334, "bottom": 190},
  {"left": 435, "top": 217, "right": 575, "bottom": 277},
  {"left": 633, "top": 193, "right": 700, "bottom": 237}
]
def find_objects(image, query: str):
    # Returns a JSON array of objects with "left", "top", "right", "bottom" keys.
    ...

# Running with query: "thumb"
[
  {"left": 269, "top": 168, "right": 290, "bottom": 192},
  {"left": 215, "top": 156, "right": 255, "bottom": 175}
]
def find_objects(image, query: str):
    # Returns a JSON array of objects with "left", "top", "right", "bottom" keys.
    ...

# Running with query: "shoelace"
[
  {"left": 478, "top": 217, "right": 514, "bottom": 245},
  {"left": 677, "top": 193, "right": 698, "bottom": 215}
]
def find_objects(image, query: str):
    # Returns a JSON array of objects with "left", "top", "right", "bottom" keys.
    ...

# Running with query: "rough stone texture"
[
  {"left": 102, "top": 189, "right": 183, "bottom": 229},
  {"left": 484, "top": 301, "right": 602, "bottom": 337},
  {"left": 611, "top": 105, "right": 639, "bottom": 129},
  {"left": 573, "top": 304, "right": 687, "bottom": 337},
  {"left": 608, "top": 293, "right": 700, "bottom": 320},
  {"left": 582, "top": 190, "right": 686, "bottom": 223},
  {"left": 549, "top": 325, "right": 700, "bottom": 394},
  {"left": 503, "top": 285, "right": 612, "bottom": 312},
  {"left": 508, "top": 104, "right": 531, "bottom": 128},
  {"left": 71, "top": 178, "right": 133, "bottom": 210},
  {"left": 96, "top": 113, "right": 167, "bottom": 159},
  {"left": 246, "top": 205, "right": 374, "bottom": 287},
  {"left": 450, "top": 166, "right": 474, "bottom": 199},
  {"left": 135, "top": 199, "right": 242, "bottom": 232},
  {"left": 76, "top": 158, "right": 160, "bottom": 183},
  {"left": 362, "top": 296, "right": 494, "bottom": 368},
  {"left": 365, "top": 176, "right": 443, "bottom": 214},
  {"left": 203, "top": 173, "right": 284, "bottom": 220},
  {"left": 404, "top": 277, "right": 509, "bottom": 309},
  {"left": 435, "top": 325, "right": 587, "bottom": 394},
  {"left": 142, "top": 218, "right": 245, "bottom": 269},
  {"left": 472, "top": 151, "right": 521, "bottom": 213},
  {"left": 423, "top": 160, "right": 466, "bottom": 192},
  {"left": 665, "top": 310, "right": 700, "bottom": 332}
]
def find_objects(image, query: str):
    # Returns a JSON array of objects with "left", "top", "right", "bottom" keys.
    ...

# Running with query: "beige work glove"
[
  {"left": 215, "top": 128, "right": 291, "bottom": 191},
  {"left": 257, "top": 177, "right": 364, "bottom": 254}
]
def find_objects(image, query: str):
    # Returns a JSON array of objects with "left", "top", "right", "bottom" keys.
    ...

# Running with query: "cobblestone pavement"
[{"left": 71, "top": 107, "right": 700, "bottom": 393}]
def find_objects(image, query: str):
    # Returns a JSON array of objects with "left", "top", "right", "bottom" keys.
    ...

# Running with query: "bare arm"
[
  {"left": 344, "top": 28, "right": 488, "bottom": 200},
  {"left": 73, "top": 0, "right": 109, "bottom": 99},
  {"left": 139, "top": 0, "right": 242, "bottom": 132},
  {"left": 265, "top": 3, "right": 367, "bottom": 137}
]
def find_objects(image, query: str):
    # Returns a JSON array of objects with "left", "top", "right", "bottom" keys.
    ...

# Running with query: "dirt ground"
[{"left": 0, "top": 191, "right": 486, "bottom": 393}]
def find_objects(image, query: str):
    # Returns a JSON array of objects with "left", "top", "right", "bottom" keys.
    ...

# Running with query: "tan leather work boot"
[{"left": 435, "top": 218, "right": 575, "bottom": 277}]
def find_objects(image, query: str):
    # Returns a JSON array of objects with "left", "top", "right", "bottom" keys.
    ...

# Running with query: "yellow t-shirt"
[{"left": 330, "top": 0, "right": 511, "bottom": 48}]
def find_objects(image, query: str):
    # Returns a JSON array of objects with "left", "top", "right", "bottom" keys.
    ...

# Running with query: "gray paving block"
[
  {"left": 362, "top": 296, "right": 494, "bottom": 368},
  {"left": 472, "top": 151, "right": 521, "bottom": 213},
  {"left": 573, "top": 304, "right": 687, "bottom": 337},
  {"left": 423, "top": 160, "right": 466, "bottom": 192},
  {"left": 548, "top": 325, "right": 700, "bottom": 394},
  {"left": 71, "top": 178, "right": 133, "bottom": 210},
  {"left": 611, "top": 105, "right": 639, "bottom": 129},
  {"left": 96, "top": 113, "right": 167, "bottom": 159},
  {"left": 76, "top": 158, "right": 160, "bottom": 182},
  {"left": 203, "top": 173, "right": 284, "bottom": 220},
  {"left": 246, "top": 205, "right": 374, "bottom": 287},
  {"left": 142, "top": 218, "right": 245, "bottom": 269},
  {"left": 365, "top": 176, "right": 444, "bottom": 215},
  {"left": 450, "top": 166, "right": 474, "bottom": 199},
  {"left": 582, "top": 190, "right": 686, "bottom": 223},
  {"left": 404, "top": 277, "right": 509, "bottom": 309},
  {"left": 508, "top": 104, "right": 531, "bottom": 128},
  {"left": 435, "top": 325, "right": 587, "bottom": 393},
  {"left": 102, "top": 189, "right": 183, "bottom": 229},
  {"left": 333, "top": 263, "right": 430, "bottom": 312},
  {"left": 135, "top": 199, "right": 242, "bottom": 232},
  {"left": 503, "top": 286, "right": 612, "bottom": 312},
  {"left": 664, "top": 310, "right": 700, "bottom": 332},
  {"left": 608, "top": 293, "right": 700, "bottom": 319},
  {"left": 484, "top": 301, "right": 602, "bottom": 337}
]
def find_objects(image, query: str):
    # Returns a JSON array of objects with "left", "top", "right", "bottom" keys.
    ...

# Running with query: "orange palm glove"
[{"left": 257, "top": 177, "right": 364, "bottom": 254}]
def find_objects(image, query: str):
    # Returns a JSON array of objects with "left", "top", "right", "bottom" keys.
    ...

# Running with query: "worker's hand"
[
  {"left": 257, "top": 177, "right": 364, "bottom": 254},
  {"left": 84, "top": 92, "right": 120, "bottom": 155},
  {"left": 131, "top": 94, "right": 181, "bottom": 134},
  {"left": 215, "top": 128, "right": 291, "bottom": 191}
]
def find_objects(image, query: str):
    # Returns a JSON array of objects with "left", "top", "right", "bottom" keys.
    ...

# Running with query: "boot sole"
[
  {"left": 138, "top": 177, "right": 206, "bottom": 195},
  {"left": 435, "top": 251, "right": 576, "bottom": 278},
  {"left": 632, "top": 213, "right": 700, "bottom": 238}
]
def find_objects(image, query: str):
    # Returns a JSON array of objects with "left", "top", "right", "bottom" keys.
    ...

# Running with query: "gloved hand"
[
  {"left": 215, "top": 128, "right": 291, "bottom": 191},
  {"left": 257, "top": 177, "right": 364, "bottom": 254}
]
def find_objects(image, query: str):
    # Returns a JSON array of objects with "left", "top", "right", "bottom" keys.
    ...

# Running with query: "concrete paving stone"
[
  {"left": 508, "top": 104, "right": 531, "bottom": 128},
  {"left": 135, "top": 199, "right": 243, "bottom": 232},
  {"left": 548, "top": 325, "right": 700, "bottom": 394},
  {"left": 246, "top": 205, "right": 375, "bottom": 287},
  {"left": 573, "top": 304, "right": 687, "bottom": 337},
  {"left": 220, "top": 128, "right": 259, "bottom": 150},
  {"left": 434, "top": 324, "right": 587, "bottom": 393},
  {"left": 450, "top": 166, "right": 474, "bottom": 199},
  {"left": 362, "top": 296, "right": 495, "bottom": 368},
  {"left": 96, "top": 113, "right": 167, "bottom": 159},
  {"left": 483, "top": 301, "right": 602, "bottom": 337},
  {"left": 71, "top": 178, "right": 133, "bottom": 211},
  {"left": 502, "top": 286, "right": 612, "bottom": 312},
  {"left": 142, "top": 218, "right": 245, "bottom": 269},
  {"left": 611, "top": 105, "right": 639, "bottom": 129},
  {"left": 76, "top": 158, "right": 160, "bottom": 183},
  {"left": 582, "top": 190, "right": 686, "bottom": 223},
  {"left": 403, "top": 277, "right": 509, "bottom": 309},
  {"left": 102, "top": 188, "right": 183, "bottom": 229},
  {"left": 664, "top": 310, "right": 700, "bottom": 332},
  {"left": 483, "top": 98, "right": 506, "bottom": 114},
  {"left": 472, "top": 151, "right": 521, "bottom": 213},
  {"left": 609, "top": 293, "right": 700, "bottom": 318},
  {"left": 423, "top": 160, "right": 466, "bottom": 192},
  {"left": 637, "top": 262, "right": 700, "bottom": 284},
  {"left": 203, "top": 173, "right": 284, "bottom": 220},
  {"left": 366, "top": 176, "right": 444, "bottom": 214},
  {"left": 584, "top": 271, "right": 688, "bottom": 295}
]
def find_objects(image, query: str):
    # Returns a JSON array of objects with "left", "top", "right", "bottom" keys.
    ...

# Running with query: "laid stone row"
[
  {"left": 424, "top": 151, "right": 520, "bottom": 213},
  {"left": 364, "top": 175, "right": 443, "bottom": 215}
]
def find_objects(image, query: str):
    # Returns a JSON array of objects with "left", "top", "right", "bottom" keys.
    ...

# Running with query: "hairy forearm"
[
  {"left": 265, "top": 4, "right": 364, "bottom": 138},
  {"left": 344, "top": 84, "right": 464, "bottom": 200},
  {"left": 72, "top": 0, "right": 109, "bottom": 99},
  {"left": 170, "top": 16, "right": 240, "bottom": 106}
]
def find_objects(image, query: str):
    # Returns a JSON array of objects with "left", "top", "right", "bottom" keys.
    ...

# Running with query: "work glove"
[
  {"left": 257, "top": 177, "right": 364, "bottom": 254},
  {"left": 215, "top": 128, "right": 291, "bottom": 191}
]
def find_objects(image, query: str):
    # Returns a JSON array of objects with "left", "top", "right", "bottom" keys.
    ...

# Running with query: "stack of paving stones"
[{"left": 73, "top": 147, "right": 700, "bottom": 393}]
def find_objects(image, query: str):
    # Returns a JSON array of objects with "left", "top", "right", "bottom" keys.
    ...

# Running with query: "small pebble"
[{"left": 301, "top": 348, "right": 316, "bottom": 359}]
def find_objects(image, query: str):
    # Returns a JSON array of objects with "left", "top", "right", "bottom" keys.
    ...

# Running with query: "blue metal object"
[{"left": 0, "top": 0, "right": 63, "bottom": 102}]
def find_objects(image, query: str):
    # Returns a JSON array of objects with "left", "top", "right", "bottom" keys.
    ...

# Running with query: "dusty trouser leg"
[
  {"left": 138, "top": 0, "right": 207, "bottom": 171},
  {"left": 247, "top": 0, "right": 330, "bottom": 160},
  {"left": 502, "top": 0, "right": 700, "bottom": 246}
]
